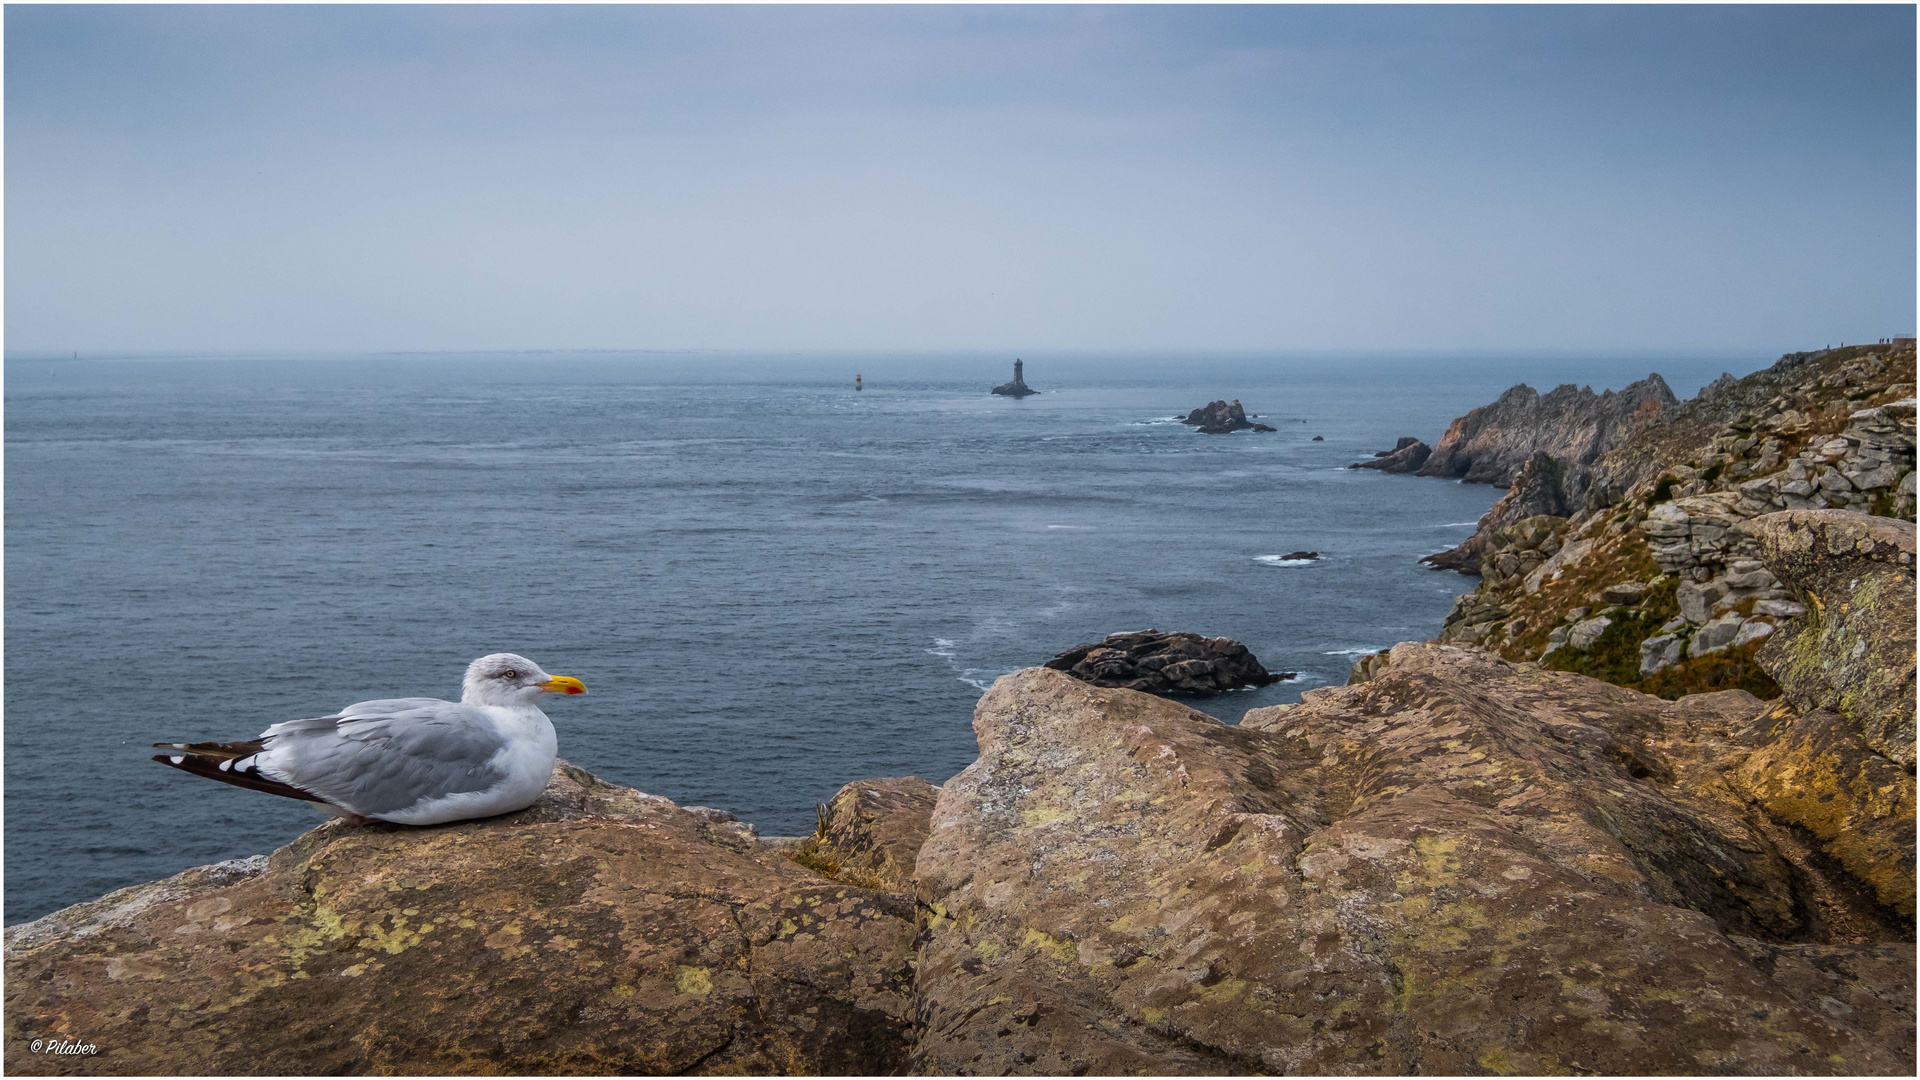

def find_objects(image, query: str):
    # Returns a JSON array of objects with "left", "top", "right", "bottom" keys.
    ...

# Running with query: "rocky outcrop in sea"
[
  {"left": 990, "top": 358, "right": 1037, "bottom": 397},
  {"left": 1043, "top": 629, "right": 1284, "bottom": 695},
  {"left": 1349, "top": 435, "right": 1432, "bottom": 472},
  {"left": 1179, "top": 399, "right": 1275, "bottom": 434}
]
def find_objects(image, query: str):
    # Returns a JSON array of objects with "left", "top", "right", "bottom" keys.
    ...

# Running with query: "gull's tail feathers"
[{"left": 151, "top": 740, "right": 328, "bottom": 804}]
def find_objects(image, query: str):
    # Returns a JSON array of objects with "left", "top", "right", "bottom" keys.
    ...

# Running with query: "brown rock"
[
  {"left": 786, "top": 777, "right": 940, "bottom": 894},
  {"left": 912, "top": 655, "right": 1912, "bottom": 1075},
  {"left": 3, "top": 761, "right": 917, "bottom": 1076}
]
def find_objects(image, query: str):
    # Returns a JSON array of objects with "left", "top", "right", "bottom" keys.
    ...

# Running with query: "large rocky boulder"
[
  {"left": 912, "top": 654, "right": 1913, "bottom": 1075},
  {"left": 1180, "top": 399, "right": 1275, "bottom": 434},
  {"left": 1044, "top": 630, "right": 1284, "bottom": 695},
  {"left": 4, "top": 762, "right": 919, "bottom": 1076},
  {"left": 1417, "top": 374, "right": 1678, "bottom": 486},
  {"left": 785, "top": 777, "right": 941, "bottom": 894}
]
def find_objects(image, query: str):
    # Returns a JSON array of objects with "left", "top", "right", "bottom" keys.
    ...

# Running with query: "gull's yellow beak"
[{"left": 538, "top": 675, "right": 587, "bottom": 695}]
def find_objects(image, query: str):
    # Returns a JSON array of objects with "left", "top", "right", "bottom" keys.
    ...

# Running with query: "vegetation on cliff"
[{"left": 1430, "top": 341, "right": 1914, "bottom": 699}]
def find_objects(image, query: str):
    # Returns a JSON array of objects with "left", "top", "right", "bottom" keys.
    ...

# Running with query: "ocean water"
[{"left": 3, "top": 351, "right": 1738, "bottom": 922}]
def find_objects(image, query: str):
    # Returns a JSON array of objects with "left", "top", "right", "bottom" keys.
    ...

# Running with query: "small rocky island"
[
  {"left": 1043, "top": 629, "right": 1289, "bottom": 694},
  {"left": 1180, "top": 399, "right": 1275, "bottom": 434},
  {"left": 990, "top": 358, "right": 1037, "bottom": 397},
  {"left": 1350, "top": 435, "right": 1433, "bottom": 472}
]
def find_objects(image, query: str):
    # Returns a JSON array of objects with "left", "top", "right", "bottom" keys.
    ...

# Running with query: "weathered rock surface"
[
  {"left": 1423, "top": 451, "right": 1586, "bottom": 573},
  {"left": 1350, "top": 436, "right": 1432, "bottom": 473},
  {"left": 787, "top": 776, "right": 941, "bottom": 894},
  {"left": 1418, "top": 374, "right": 1678, "bottom": 486},
  {"left": 1745, "top": 510, "right": 1916, "bottom": 766},
  {"left": 1180, "top": 399, "right": 1275, "bottom": 434},
  {"left": 913, "top": 655, "right": 1913, "bottom": 1075},
  {"left": 4, "top": 762, "right": 918, "bottom": 1076},
  {"left": 1044, "top": 629, "right": 1283, "bottom": 695}
]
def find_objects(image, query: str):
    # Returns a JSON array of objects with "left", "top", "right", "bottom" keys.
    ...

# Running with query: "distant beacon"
[
  {"left": 991, "top": 358, "right": 1038, "bottom": 397},
  {"left": 855, "top": 373, "right": 863, "bottom": 391}
]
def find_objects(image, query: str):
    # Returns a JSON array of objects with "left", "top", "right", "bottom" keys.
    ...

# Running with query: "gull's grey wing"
[
  {"left": 259, "top": 698, "right": 449, "bottom": 739},
  {"left": 261, "top": 703, "right": 509, "bottom": 817}
]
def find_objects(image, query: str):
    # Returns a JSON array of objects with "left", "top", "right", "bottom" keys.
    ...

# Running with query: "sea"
[{"left": 3, "top": 350, "right": 1742, "bottom": 923}]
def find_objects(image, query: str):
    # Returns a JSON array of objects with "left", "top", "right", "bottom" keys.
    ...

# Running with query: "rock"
[
  {"left": 1735, "top": 703, "right": 1917, "bottom": 918},
  {"left": 2, "top": 761, "right": 919, "bottom": 1076},
  {"left": 1043, "top": 630, "right": 1279, "bottom": 696},
  {"left": 1349, "top": 437, "right": 1432, "bottom": 472},
  {"left": 991, "top": 358, "right": 1038, "bottom": 397},
  {"left": 1597, "top": 581, "right": 1650, "bottom": 605},
  {"left": 1278, "top": 550, "right": 1319, "bottom": 561},
  {"left": 1744, "top": 509, "right": 1916, "bottom": 765},
  {"left": 1640, "top": 633, "right": 1684, "bottom": 677},
  {"left": 784, "top": 777, "right": 939, "bottom": 894},
  {"left": 1179, "top": 399, "right": 1273, "bottom": 434},
  {"left": 1567, "top": 615, "right": 1612, "bottom": 650},
  {"left": 912, "top": 655, "right": 1911, "bottom": 1075},
  {"left": 1691, "top": 612, "right": 1745, "bottom": 656},
  {"left": 1678, "top": 578, "right": 1729, "bottom": 624},
  {"left": 1733, "top": 618, "right": 1776, "bottom": 647},
  {"left": 1417, "top": 375, "right": 1679, "bottom": 486},
  {"left": 1311, "top": 434, "right": 1323, "bottom": 441},
  {"left": 1423, "top": 452, "right": 1584, "bottom": 573},
  {"left": 1753, "top": 598, "right": 1807, "bottom": 618}
]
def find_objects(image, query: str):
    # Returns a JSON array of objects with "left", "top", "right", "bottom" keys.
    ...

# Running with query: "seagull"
[{"left": 153, "top": 653, "right": 587, "bottom": 825}]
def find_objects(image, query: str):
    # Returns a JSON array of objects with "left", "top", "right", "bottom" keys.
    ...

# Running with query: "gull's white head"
[{"left": 462, "top": 653, "right": 587, "bottom": 707}]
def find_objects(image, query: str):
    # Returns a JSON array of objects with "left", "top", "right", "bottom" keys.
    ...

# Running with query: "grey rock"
[
  {"left": 1568, "top": 616, "right": 1612, "bottom": 650},
  {"left": 1639, "top": 634, "right": 1684, "bottom": 677},
  {"left": 1691, "top": 613, "right": 1745, "bottom": 657}
]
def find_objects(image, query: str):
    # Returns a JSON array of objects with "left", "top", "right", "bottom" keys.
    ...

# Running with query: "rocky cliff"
[
  {"left": 1427, "top": 342, "right": 1914, "bottom": 705},
  {"left": 1417, "top": 374, "right": 1679, "bottom": 486}
]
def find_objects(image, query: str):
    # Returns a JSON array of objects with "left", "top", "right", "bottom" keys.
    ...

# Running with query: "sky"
[{"left": 4, "top": 3, "right": 1915, "bottom": 356}]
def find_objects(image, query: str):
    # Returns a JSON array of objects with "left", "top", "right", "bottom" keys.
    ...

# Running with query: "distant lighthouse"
[
  {"left": 990, "top": 357, "right": 1037, "bottom": 397},
  {"left": 855, "top": 373, "right": 863, "bottom": 391}
]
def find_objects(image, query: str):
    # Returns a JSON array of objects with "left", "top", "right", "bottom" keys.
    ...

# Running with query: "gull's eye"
[{"left": 500, "top": 669, "right": 519, "bottom": 680}]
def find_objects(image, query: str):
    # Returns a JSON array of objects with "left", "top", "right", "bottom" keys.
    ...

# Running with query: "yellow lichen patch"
[
  {"left": 674, "top": 965, "right": 713, "bottom": 996},
  {"left": 483, "top": 920, "right": 524, "bottom": 950},
  {"left": 359, "top": 916, "right": 427, "bottom": 956},
  {"left": 1414, "top": 834, "right": 1463, "bottom": 879},
  {"left": 278, "top": 903, "right": 356, "bottom": 967},
  {"left": 1020, "top": 804, "right": 1070, "bottom": 829},
  {"left": 1020, "top": 927, "right": 1079, "bottom": 967}
]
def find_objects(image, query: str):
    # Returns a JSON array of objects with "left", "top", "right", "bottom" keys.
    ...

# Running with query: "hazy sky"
[{"left": 6, "top": 4, "right": 1914, "bottom": 355}]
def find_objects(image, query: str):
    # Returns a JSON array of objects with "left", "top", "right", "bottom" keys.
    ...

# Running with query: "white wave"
[
  {"left": 1435, "top": 521, "right": 1480, "bottom": 527},
  {"left": 1045, "top": 524, "right": 1093, "bottom": 530},
  {"left": 927, "top": 637, "right": 1003, "bottom": 691},
  {"left": 1322, "top": 647, "right": 1385, "bottom": 656},
  {"left": 1255, "top": 555, "right": 1318, "bottom": 567}
]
